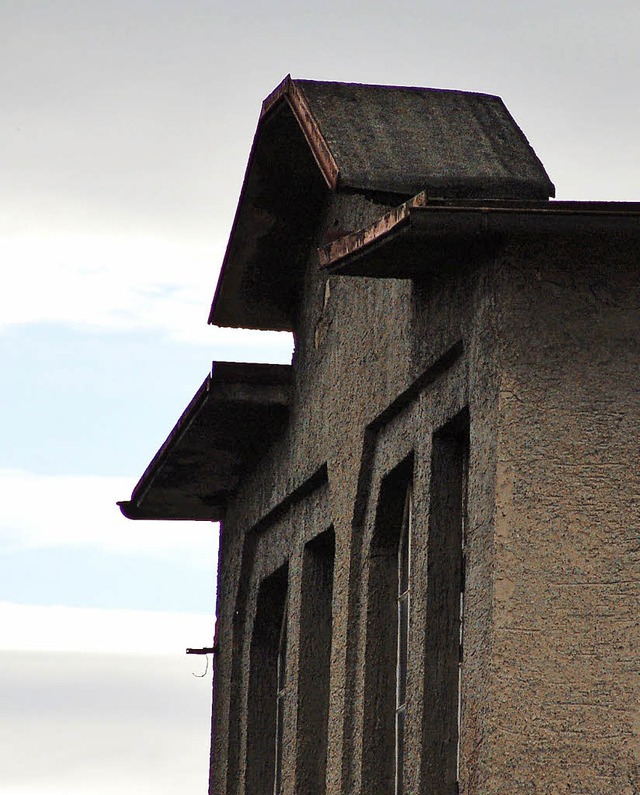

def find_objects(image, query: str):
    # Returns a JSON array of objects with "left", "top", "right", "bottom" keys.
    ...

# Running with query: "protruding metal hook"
[
  {"left": 192, "top": 655, "right": 209, "bottom": 678},
  {"left": 186, "top": 646, "right": 216, "bottom": 678}
]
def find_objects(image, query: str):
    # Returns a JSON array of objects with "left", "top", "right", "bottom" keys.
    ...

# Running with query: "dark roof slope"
[
  {"left": 209, "top": 76, "right": 555, "bottom": 332},
  {"left": 295, "top": 79, "right": 555, "bottom": 199}
]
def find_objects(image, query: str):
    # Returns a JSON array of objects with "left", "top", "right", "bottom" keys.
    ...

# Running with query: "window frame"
[
  {"left": 395, "top": 482, "right": 413, "bottom": 795},
  {"left": 274, "top": 599, "right": 288, "bottom": 795}
]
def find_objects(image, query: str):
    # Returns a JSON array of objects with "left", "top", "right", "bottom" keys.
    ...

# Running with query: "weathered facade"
[{"left": 120, "top": 78, "right": 640, "bottom": 794}]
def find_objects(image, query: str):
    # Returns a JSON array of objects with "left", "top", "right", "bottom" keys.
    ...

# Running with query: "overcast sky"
[{"left": 1, "top": 0, "right": 638, "bottom": 792}]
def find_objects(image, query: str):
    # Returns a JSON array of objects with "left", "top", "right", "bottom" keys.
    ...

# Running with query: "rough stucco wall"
[
  {"left": 493, "top": 234, "right": 640, "bottom": 794},
  {"left": 211, "top": 204, "right": 640, "bottom": 794},
  {"left": 210, "top": 190, "right": 506, "bottom": 795},
  {"left": 408, "top": 260, "right": 502, "bottom": 795},
  {"left": 210, "top": 190, "right": 415, "bottom": 795}
]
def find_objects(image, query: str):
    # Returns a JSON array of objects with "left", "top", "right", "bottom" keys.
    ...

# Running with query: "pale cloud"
[
  {"left": 0, "top": 233, "right": 217, "bottom": 340},
  {"left": 0, "top": 469, "right": 218, "bottom": 568},
  {"left": 0, "top": 232, "right": 293, "bottom": 358},
  {"left": 0, "top": 647, "right": 212, "bottom": 794},
  {"left": 0, "top": 601, "right": 213, "bottom": 654}
]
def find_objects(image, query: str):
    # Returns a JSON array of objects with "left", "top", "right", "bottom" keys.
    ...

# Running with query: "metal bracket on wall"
[{"left": 186, "top": 646, "right": 217, "bottom": 678}]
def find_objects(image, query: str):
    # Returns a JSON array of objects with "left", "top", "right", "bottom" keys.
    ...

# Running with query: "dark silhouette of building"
[{"left": 120, "top": 77, "right": 640, "bottom": 794}]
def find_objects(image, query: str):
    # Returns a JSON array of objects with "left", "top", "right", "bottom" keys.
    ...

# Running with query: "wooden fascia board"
[
  {"left": 320, "top": 198, "right": 640, "bottom": 275},
  {"left": 262, "top": 75, "right": 340, "bottom": 190}
]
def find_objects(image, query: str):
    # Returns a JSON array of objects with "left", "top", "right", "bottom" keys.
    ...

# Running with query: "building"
[{"left": 119, "top": 77, "right": 640, "bottom": 794}]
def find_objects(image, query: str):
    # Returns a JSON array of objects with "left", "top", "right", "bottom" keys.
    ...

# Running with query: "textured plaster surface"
[
  {"left": 491, "top": 235, "right": 640, "bottom": 794},
  {"left": 209, "top": 212, "right": 639, "bottom": 794}
]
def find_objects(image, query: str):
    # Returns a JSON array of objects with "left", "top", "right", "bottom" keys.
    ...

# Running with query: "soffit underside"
[
  {"left": 118, "top": 362, "right": 292, "bottom": 521},
  {"left": 321, "top": 196, "right": 640, "bottom": 278},
  {"left": 208, "top": 99, "right": 329, "bottom": 332}
]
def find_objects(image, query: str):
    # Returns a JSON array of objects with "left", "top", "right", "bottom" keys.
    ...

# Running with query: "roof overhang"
[
  {"left": 209, "top": 77, "right": 555, "bottom": 332},
  {"left": 208, "top": 78, "right": 331, "bottom": 333},
  {"left": 118, "top": 362, "right": 292, "bottom": 521},
  {"left": 320, "top": 194, "right": 640, "bottom": 278}
]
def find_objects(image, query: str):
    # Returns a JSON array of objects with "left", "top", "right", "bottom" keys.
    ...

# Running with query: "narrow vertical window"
[
  {"left": 297, "top": 528, "right": 335, "bottom": 795},
  {"left": 362, "top": 455, "right": 414, "bottom": 794},
  {"left": 456, "top": 452, "right": 468, "bottom": 787},
  {"left": 421, "top": 411, "right": 469, "bottom": 795},
  {"left": 395, "top": 484, "right": 412, "bottom": 795},
  {"left": 246, "top": 565, "right": 288, "bottom": 795},
  {"left": 274, "top": 602, "right": 288, "bottom": 795}
]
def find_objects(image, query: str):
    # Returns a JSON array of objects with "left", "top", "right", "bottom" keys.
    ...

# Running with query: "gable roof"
[{"left": 209, "top": 76, "right": 555, "bottom": 332}]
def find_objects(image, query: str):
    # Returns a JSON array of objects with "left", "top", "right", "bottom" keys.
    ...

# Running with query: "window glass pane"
[
  {"left": 274, "top": 601, "right": 288, "bottom": 794},
  {"left": 277, "top": 612, "right": 287, "bottom": 694},
  {"left": 396, "top": 594, "right": 408, "bottom": 707},
  {"left": 297, "top": 529, "right": 334, "bottom": 795},
  {"left": 423, "top": 413, "right": 469, "bottom": 793},
  {"left": 246, "top": 565, "right": 288, "bottom": 795},
  {"left": 275, "top": 694, "right": 285, "bottom": 794},
  {"left": 396, "top": 482, "right": 412, "bottom": 795},
  {"left": 398, "top": 488, "right": 412, "bottom": 595},
  {"left": 395, "top": 707, "right": 405, "bottom": 795}
]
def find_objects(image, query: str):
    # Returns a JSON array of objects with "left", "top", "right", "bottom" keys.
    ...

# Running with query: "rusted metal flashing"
[
  {"left": 260, "top": 74, "right": 295, "bottom": 118},
  {"left": 318, "top": 192, "right": 427, "bottom": 268},
  {"left": 321, "top": 197, "right": 640, "bottom": 276},
  {"left": 261, "top": 75, "right": 339, "bottom": 190}
]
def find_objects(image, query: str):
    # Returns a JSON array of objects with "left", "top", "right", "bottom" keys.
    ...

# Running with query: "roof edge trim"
[
  {"left": 117, "top": 362, "right": 293, "bottom": 522},
  {"left": 261, "top": 75, "right": 340, "bottom": 190},
  {"left": 319, "top": 191, "right": 428, "bottom": 269},
  {"left": 116, "top": 498, "right": 223, "bottom": 522},
  {"left": 118, "top": 373, "right": 213, "bottom": 519},
  {"left": 321, "top": 195, "right": 640, "bottom": 276}
]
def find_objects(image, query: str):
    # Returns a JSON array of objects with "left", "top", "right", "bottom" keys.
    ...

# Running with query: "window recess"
[
  {"left": 421, "top": 411, "right": 469, "bottom": 795},
  {"left": 246, "top": 565, "right": 289, "bottom": 795},
  {"left": 362, "top": 454, "right": 414, "bottom": 795},
  {"left": 296, "top": 528, "right": 335, "bottom": 795},
  {"left": 395, "top": 483, "right": 413, "bottom": 795}
]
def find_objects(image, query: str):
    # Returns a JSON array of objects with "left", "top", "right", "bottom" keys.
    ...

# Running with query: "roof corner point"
[
  {"left": 260, "top": 74, "right": 294, "bottom": 119},
  {"left": 259, "top": 75, "right": 339, "bottom": 191}
]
